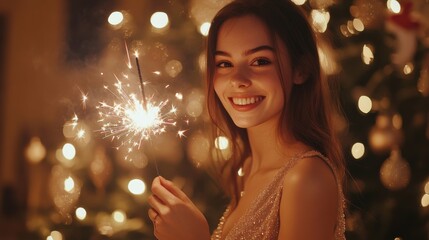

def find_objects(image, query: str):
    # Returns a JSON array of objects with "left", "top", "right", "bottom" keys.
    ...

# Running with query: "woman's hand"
[{"left": 148, "top": 176, "right": 211, "bottom": 240}]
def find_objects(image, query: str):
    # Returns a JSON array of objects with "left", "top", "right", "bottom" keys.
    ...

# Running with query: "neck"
[{"left": 246, "top": 122, "right": 310, "bottom": 174}]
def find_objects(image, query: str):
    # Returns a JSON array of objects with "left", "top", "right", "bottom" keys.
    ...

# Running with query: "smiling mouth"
[{"left": 230, "top": 96, "right": 265, "bottom": 106}]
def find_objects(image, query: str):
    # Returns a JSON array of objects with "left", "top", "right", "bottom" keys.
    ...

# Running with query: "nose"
[{"left": 230, "top": 68, "right": 251, "bottom": 88}]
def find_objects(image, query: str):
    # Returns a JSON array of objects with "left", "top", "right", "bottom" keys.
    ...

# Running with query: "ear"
[{"left": 293, "top": 68, "right": 308, "bottom": 85}]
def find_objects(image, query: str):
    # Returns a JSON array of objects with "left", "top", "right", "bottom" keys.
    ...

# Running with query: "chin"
[{"left": 232, "top": 119, "right": 256, "bottom": 129}]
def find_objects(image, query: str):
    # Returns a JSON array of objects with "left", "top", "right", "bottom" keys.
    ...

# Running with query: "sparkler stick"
[
  {"left": 135, "top": 56, "right": 148, "bottom": 111},
  {"left": 134, "top": 55, "right": 160, "bottom": 176}
]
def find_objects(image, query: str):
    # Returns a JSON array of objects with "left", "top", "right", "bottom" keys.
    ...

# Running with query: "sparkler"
[
  {"left": 95, "top": 49, "right": 181, "bottom": 176},
  {"left": 68, "top": 42, "right": 187, "bottom": 176}
]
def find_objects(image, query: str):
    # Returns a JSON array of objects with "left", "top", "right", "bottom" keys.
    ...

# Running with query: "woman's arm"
[
  {"left": 148, "top": 176, "right": 211, "bottom": 240},
  {"left": 278, "top": 157, "right": 338, "bottom": 240}
]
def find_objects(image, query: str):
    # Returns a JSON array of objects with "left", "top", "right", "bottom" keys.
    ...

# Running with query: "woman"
[{"left": 148, "top": 0, "right": 346, "bottom": 239}]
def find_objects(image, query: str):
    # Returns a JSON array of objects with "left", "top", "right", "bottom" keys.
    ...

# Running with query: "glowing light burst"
[
  {"left": 96, "top": 79, "right": 177, "bottom": 150},
  {"left": 66, "top": 43, "right": 188, "bottom": 177}
]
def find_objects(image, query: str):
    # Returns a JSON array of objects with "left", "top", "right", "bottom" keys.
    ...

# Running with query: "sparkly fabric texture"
[{"left": 211, "top": 150, "right": 346, "bottom": 240}]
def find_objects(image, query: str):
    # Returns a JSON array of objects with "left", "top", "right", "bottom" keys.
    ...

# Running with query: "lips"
[{"left": 228, "top": 96, "right": 265, "bottom": 111}]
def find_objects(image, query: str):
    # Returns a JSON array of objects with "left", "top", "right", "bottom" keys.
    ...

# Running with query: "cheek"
[{"left": 213, "top": 77, "right": 224, "bottom": 98}]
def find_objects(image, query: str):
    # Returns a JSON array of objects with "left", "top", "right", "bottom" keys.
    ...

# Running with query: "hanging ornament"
[
  {"left": 89, "top": 145, "right": 113, "bottom": 193},
  {"left": 369, "top": 113, "right": 403, "bottom": 154},
  {"left": 49, "top": 165, "right": 82, "bottom": 223},
  {"left": 350, "top": 0, "right": 385, "bottom": 29},
  {"left": 418, "top": 53, "right": 429, "bottom": 96},
  {"left": 385, "top": 1, "right": 420, "bottom": 67},
  {"left": 380, "top": 149, "right": 411, "bottom": 190}
]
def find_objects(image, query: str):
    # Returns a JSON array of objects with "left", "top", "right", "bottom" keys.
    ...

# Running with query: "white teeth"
[{"left": 232, "top": 96, "right": 263, "bottom": 106}]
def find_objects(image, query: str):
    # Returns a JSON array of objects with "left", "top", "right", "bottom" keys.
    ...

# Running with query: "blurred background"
[{"left": 0, "top": 0, "right": 428, "bottom": 239}]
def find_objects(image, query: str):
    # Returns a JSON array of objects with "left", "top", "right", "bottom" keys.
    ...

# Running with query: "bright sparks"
[{"left": 96, "top": 79, "right": 177, "bottom": 150}]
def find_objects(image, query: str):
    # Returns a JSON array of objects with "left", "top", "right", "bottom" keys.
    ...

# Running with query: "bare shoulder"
[
  {"left": 278, "top": 156, "right": 338, "bottom": 239},
  {"left": 285, "top": 155, "right": 338, "bottom": 195}
]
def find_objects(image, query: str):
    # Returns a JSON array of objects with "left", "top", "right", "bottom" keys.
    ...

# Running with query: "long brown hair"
[{"left": 206, "top": 0, "right": 345, "bottom": 207}]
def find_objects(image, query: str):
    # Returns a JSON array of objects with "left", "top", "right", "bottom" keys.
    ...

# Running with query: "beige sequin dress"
[{"left": 211, "top": 151, "right": 346, "bottom": 240}]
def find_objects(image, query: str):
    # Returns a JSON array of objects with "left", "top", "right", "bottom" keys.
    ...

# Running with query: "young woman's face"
[{"left": 214, "top": 15, "right": 291, "bottom": 129}]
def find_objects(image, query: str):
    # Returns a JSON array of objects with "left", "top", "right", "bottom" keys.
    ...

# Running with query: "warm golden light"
[
  {"left": 421, "top": 194, "right": 429, "bottom": 207},
  {"left": 358, "top": 95, "right": 372, "bottom": 113},
  {"left": 108, "top": 11, "right": 124, "bottom": 25},
  {"left": 185, "top": 89, "right": 204, "bottom": 118},
  {"left": 238, "top": 167, "right": 245, "bottom": 176},
  {"left": 215, "top": 136, "right": 229, "bottom": 150},
  {"left": 62, "top": 143, "right": 76, "bottom": 160},
  {"left": 75, "top": 207, "right": 87, "bottom": 220},
  {"left": 25, "top": 137, "right": 46, "bottom": 163},
  {"left": 387, "top": 0, "right": 401, "bottom": 14},
  {"left": 77, "top": 129, "right": 86, "bottom": 139},
  {"left": 64, "top": 176, "right": 75, "bottom": 192},
  {"left": 199, "top": 22, "right": 211, "bottom": 36},
  {"left": 112, "top": 210, "right": 126, "bottom": 223},
  {"left": 351, "top": 142, "right": 365, "bottom": 159},
  {"left": 362, "top": 44, "right": 374, "bottom": 65},
  {"left": 403, "top": 63, "right": 414, "bottom": 75},
  {"left": 311, "top": 9, "right": 330, "bottom": 33},
  {"left": 97, "top": 80, "right": 177, "bottom": 151},
  {"left": 353, "top": 18, "right": 364, "bottom": 32},
  {"left": 175, "top": 92, "right": 183, "bottom": 100},
  {"left": 291, "top": 0, "right": 306, "bottom": 5},
  {"left": 128, "top": 179, "right": 146, "bottom": 195},
  {"left": 165, "top": 60, "right": 183, "bottom": 78},
  {"left": 47, "top": 231, "right": 63, "bottom": 240},
  {"left": 150, "top": 12, "right": 169, "bottom": 29}
]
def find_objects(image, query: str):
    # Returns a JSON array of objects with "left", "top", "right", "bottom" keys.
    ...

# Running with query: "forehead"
[{"left": 216, "top": 15, "right": 273, "bottom": 51}]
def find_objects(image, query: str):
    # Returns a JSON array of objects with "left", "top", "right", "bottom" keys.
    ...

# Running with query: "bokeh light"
[
  {"left": 75, "top": 207, "right": 87, "bottom": 220},
  {"left": 199, "top": 22, "right": 211, "bottom": 36},
  {"left": 353, "top": 18, "right": 364, "bottom": 32},
  {"left": 215, "top": 136, "right": 229, "bottom": 150},
  {"left": 165, "top": 59, "right": 183, "bottom": 78},
  {"left": 403, "top": 63, "right": 414, "bottom": 75},
  {"left": 387, "top": 0, "right": 401, "bottom": 14},
  {"left": 128, "top": 179, "right": 146, "bottom": 195},
  {"left": 291, "top": 0, "right": 306, "bottom": 5},
  {"left": 311, "top": 9, "right": 330, "bottom": 33},
  {"left": 238, "top": 167, "right": 245, "bottom": 176},
  {"left": 187, "top": 131, "right": 210, "bottom": 167},
  {"left": 421, "top": 194, "right": 429, "bottom": 207},
  {"left": 64, "top": 176, "right": 75, "bottom": 192},
  {"left": 108, "top": 11, "right": 124, "bottom": 25},
  {"left": 47, "top": 231, "right": 63, "bottom": 240},
  {"left": 62, "top": 143, "right": 76, "bottom": 160},
  {"left": 150, "top": 12, "right": 169, "bottom": 29},
  {"left": 362, "top": 44, "right": 374, "bottom": 65},
  {"left": 25, "top": 137, "right": 46, "bottom": 163},
  {"left": 358, "top": 95, "right": 372, "bottom": 114},
  {"left": 112, "top": 210, "right": 126, "bottom": 223},
  {"left": 351, "top": 142, "right": 365, "bottom": 159}
]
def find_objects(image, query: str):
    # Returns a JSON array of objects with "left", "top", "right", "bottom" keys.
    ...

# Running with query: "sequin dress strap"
[
  {"left": 212, "top": 153, "right": 302, "bottom": 240},
  {"left": 211, "top": 150, "right": 346, "bottom": 240}
]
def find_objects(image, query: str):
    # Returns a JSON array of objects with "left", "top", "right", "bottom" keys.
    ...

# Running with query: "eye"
[
  {"left": 216, "top": 61, "right": 233, "bottom": 68},
  {"left": 251, "top": 58, "right": 271, "bottom": 66}
]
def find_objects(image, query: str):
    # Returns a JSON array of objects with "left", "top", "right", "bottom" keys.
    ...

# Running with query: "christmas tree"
[{"left": 12, "top": 0, "right": 429, "bottom": 239}]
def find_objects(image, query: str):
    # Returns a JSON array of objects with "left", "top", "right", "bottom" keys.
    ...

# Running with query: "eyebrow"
[{"left": 215, "top": 45, "right": 275, "bottom": 57}]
